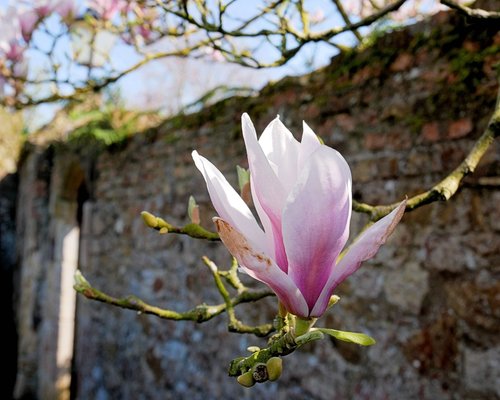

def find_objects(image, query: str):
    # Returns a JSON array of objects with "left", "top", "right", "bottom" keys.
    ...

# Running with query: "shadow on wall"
[
  {"left": 11, "top": 149, "right": 92, "bottom": 400},
  {"left": 0, "top": 172, "right": 19, "bottom": 399}
]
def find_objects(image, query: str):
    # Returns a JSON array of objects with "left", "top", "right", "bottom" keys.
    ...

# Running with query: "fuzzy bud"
[
  {"left": 237, "top": 371, "right": 255, "bottom": 387},
  {"left": 141, "top": 211, "right": 158, "bottom": 228},
  {"left": 266, "top": 357, "right": 282, "bottom": 381}
]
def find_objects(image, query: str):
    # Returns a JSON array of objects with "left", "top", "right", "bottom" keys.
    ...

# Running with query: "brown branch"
[
  {"left": 353, "top": 89, "right": 500, "bottom": 221},
  {"left": 312, "top": 0, "right": 408, "bottom": 41},
  {"left": 441, "top": 0, "right": 500, "bottom": 19},
  {"left": 332, "top": 0, "right": 363, "bottom": 42}
]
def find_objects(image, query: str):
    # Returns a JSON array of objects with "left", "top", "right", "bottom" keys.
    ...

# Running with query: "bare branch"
[
  {"left": 332, "top": 0, "right": 363, "bottom": 42},
  {"left": 353, "top": 87, "right": 500, "bottom": 221},
  {"left": 141, "top": 210, "right": 220, "bottom": 240},
  {"left": 74, "top": 269, "right": 273, "bottom": 325},
  {"left": 203, "top": 256, "right": 274, "bottom": 336},
  {"left": 441, "top": 0, "right": 500, "bottom": 19}
]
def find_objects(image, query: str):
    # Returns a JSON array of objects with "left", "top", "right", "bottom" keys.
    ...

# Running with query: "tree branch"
[
  {"left": 74, "top": 269, "right": 273, "bottom": 324},
  {"left": 441, "top": 0, "right": 500, "bottom": 19},
  {"left": 141, "top": 211, "right": 220, "bottom": 241},
  {"left": 353, "top": 87, "right": 500, "bottom": 221},
  {"left": 203, "top": 256, "right": 274, "bottom": 336}
]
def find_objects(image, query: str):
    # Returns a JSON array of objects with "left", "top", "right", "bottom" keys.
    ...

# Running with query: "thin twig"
[
  {"left": 203, "top": 256, "right": 274, "bottom": 336},
  {"left": 74, "top": 270, "right": 273, "bottom": 324},
  {"left": 441, "top": 0, "right": 500, "bottom": 19},
  {"left": 353, "top": 88, "right": 500, "bottom": 221}
]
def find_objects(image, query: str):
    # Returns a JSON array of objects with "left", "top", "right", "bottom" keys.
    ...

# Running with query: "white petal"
[
  {"left": 299, "top": 121, "right": 322, "bottom": 169},
  {"left": 241, "top": 114, "right": 288, "bottom": 263},
  {"left": 192, "top": 150, "right": 267, "bottom": 252},
  {"left": 258, "top": 116, "right": 300, "bottom": 193}
]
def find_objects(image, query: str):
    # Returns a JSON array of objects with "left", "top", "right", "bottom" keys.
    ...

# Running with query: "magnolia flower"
[{"left": 192, "top": 114, "right": 406, "bottom": 318}]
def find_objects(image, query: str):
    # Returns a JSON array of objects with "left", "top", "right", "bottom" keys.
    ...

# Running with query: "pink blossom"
[
  {"left": 53, "top": 0, "right": 79, "bottom": 20},
  {"left": 4, "top": 42, "right": 25, "bottom": 62},
  {"left": 19, "top": 10, "right": 39, "bottom": 42},
  {"left": 309, "top": 9, "right": 325, "bottom": 24},
  {"left": 193, "top": 114, "right": 406, "bottom": 318},
  {"left": 0, "top": 7, "right": 25, "bottom": 61},
  {"left": 87, "top": 0, "right": 127, "bottom": 20}
]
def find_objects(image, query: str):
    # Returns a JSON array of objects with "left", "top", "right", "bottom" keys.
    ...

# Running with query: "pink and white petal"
[
  {"left": 258, "top": 116, "right": 300, "bottom": 193},
  {"left": 214, "top": 218, "right": 309, "bottom": 317},
  {"left": 298, "top": 121, "right": 321, "bottom": 170},
  {"left": 282, "top": 145, "right": 352, "bottom": 312},
  {"left": 192, "top": 150, "right": 268, "bottom": 253},
  {"left": 310, "top": 199, "right": 407, "bottom": 317},
  {"left": 242, "top": 114, "right": 288, "bottom": 262},
  {"left": 250, "top": 174, "right": 288, "bottom": 272},
  {"left": 241, "top": 114, "right": 286, "bottom": 213}
]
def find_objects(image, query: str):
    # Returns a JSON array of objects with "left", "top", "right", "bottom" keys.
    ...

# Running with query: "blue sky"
[{"left": 0, "top": 0, "right": 356, "bottom": 127}]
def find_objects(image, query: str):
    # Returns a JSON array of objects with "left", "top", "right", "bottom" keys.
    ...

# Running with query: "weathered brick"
[
  {"left": 447, "top": 118, "right": 473, "bottom": 139},
  {"left": 390, "top": 53, "right": 414, "bottom": 72},
  {"left": 421, "top": 122, "right": 440, "bottom": 142}
]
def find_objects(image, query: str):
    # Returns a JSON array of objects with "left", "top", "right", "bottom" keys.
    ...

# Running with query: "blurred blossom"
[
  {"left": 13, "top": 58, "right": 28, "bottom": 77},
  {"left": 87, "top": 0, "right": 128, "bottom": 20},
  {"left": 0, "top": 6, "right": 23, "bottom": 59},
  {"left": 53, "top": 0, "right": 79, "bottom": 20},
  {"left": 19, "top": 10, "right": 38, "bottom": 42},
  {"left": 5, "top": 42, "right": 25, "bottom": 63},
  {"left": 309, "top": 9, "right": 325, "bottom": 24},
  {"left": 202, "top": 46, "right": 225, "bottom": 62}
]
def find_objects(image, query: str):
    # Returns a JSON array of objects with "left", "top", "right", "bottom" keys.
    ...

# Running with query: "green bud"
[
  {"left": 237, "top": 371, "right": 255, "bottom": 387},
  {"left": 236, "top": 165, "right": 250, "bottom": 191},
  {"left": 247, "top": 346, "right": 260, "bottom": 353},
  {"left": 266, "top": 357, "right": 282, "bottom": 381},
  {"left": 251, "top": 363, "right": 268, "bottom": 383},
  {"left": 159, "top": 227, "right": 168, "bottom": 234},
  {"left": 328, "top": 295, "right": 340, "bottom": 308},
  {"left": 141, "top": 211, "right": 158, "bottom": 229},
  {"left": 187, "top": 196, "right": 200, "bottom": 224}
]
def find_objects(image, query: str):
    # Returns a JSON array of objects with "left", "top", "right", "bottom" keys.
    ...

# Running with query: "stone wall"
[{"left": 11, "top": 10, "right": 500, "bottom": 400}]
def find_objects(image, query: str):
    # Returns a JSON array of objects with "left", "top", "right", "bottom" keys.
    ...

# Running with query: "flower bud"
[
  {"left": 141, "top": 211, "right": 158, "bottom": 228},
  {"left": 251, "top": 363, "right": 268, "bottom": 383},
  {"left": 328, "top": 295, "right": 340, "bottom": 308},
  {"left": 266, "top": 357, "right": 282, "bottom": 381},
  {"left": 187, "top": 196, "right": 200, "bottom": 224},
  {"left": 237, "top": 371, "right": 255, "bottom": 387}
]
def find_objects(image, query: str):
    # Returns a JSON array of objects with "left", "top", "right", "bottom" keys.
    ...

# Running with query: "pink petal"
[
  {"left": 242, "top": 113, "right": 288, "bottom": 270},
  {"left": 258, "top": 116, "right": 300, "bottom": 193},
  {"left": 310, "top": 200, "right": 407, "bottom": 316},
  {"left": 282, "top": 145, "right": 352, "bottom": 313},
  {"left": 191, "top": 150, "right": 268, "bottom": 253},
  {"left": 214, "top": 217, "right": 309, "bottom": 317},
  {"left": 19, "top": 10, "right": 39, "bottom": 41}
]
